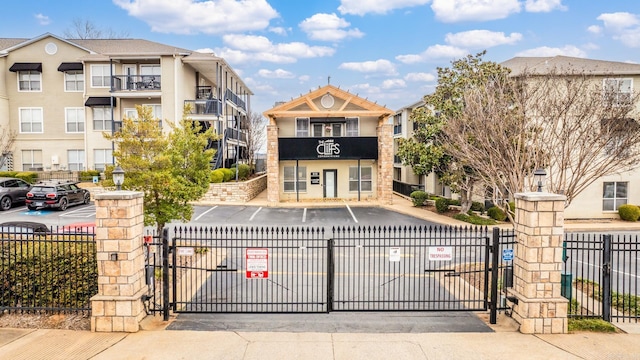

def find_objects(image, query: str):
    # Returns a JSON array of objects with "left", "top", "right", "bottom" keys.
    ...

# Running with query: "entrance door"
[
  {"left": 324, "top": 170, "right": 337, "bottom": 198},
  {"left": 123, "top": 64, "right": 137, "bottom": 90}
]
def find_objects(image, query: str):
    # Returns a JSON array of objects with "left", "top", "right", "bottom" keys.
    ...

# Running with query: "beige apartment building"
[
  {"left": 263, "top": 85, "right": 394, "bottom": 205},
  {"left": 0, "top": 33, "right": 251, "bottom": 172},
  {"left": 392, "top": 55, "right": 640, "bottom": 219}
]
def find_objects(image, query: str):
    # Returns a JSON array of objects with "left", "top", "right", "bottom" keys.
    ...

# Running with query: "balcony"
[
  {"left": 111, "top": 75, "right": 161, "bottom": 92},
  {"left": 185, "top": 99, "right": 222, "bottom": 116},
  {"left": 224, "top": 128, "right": 248, "bottom": 143},
  {"left": 225, "top": 89, "right": 246, "bottom": 111}
]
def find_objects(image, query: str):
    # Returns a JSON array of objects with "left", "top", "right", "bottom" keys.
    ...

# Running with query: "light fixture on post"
[
  {"left": 112, "top": 165, "right": 125, "bottom": 191},
  {"left": 533, "top": 168, "right": 547, "bottom": 192}
]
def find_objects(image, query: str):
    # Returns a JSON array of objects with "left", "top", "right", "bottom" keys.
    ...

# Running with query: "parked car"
[
  {"left": 0, "top": 177, "right": 32, "bottom": 211},
  {"left": 26, "top": 181, "right": 91, "bottom": 211},
  {"left": 0, "top": 221, "right": 51, "bottom": 236}
]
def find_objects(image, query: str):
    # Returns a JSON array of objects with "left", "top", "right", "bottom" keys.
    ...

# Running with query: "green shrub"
[
  {"left": 235, "top": 164, "right": 251, "bottom": 180},
  {"left": 453, "top": 213, "right": 498, "bottom": 225},
  {"left": 435, "top": 198, "right": 449, "bottom": 213},
  {"left": 0, "top": 171, "right": 19, "bottom": 178},
  {"left": 14, "top": 172, "right": 38, "bottom": 184},
  {"left": 79, "top": 170, "right": 101, "bottom": 182},
  {"left": 221, "top": 168, "right": 235, "bottom": 182},
  {"left": 210, "top": 169, "right": 225, "bottom": 183},
  {"left": 448, "top": 199, "right": 461, "bottom": 206},
  {"left": 618, "top": 204, "right": 640, "bottom": 221},
  {"left": 410, "top": 190, "right": 428, "bottom": 207},
  {"left": 470, "top": 201, "right": 485, "bottom": 213},
  {"left": 508, "top": 201, "right": 516, "bottom": 212},
  {"left": 487, "top": 206, "right": 507, "bottom": 221}
]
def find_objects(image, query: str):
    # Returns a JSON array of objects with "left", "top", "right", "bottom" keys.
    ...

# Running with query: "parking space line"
[
  {"left": 345, "top": 203, "right": 358, "bottom": 223},
  {"left": 194, "top": 206, "right": 218, "bottom": 221},
  {"left": 302, "top": 208, "right": 307, "bottom": 223},
  {"left": 59, "top": 206, "right": 96, "bottom": 218},
  {"left": 6, "top": 207, "right": 27, "bottom": 214},
  {"left": 249, "top": 207, "right": 262, "bottom": 221}
]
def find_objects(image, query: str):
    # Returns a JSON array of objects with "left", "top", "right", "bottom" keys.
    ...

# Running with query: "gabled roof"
[
  {"left": 263, "top": 84, "right": 393, "bottom": 120},
  {"left": 501, "top": 55, "right": 640, "bottom": 76},
  {"left": 0, "top": 33, "right": 95, "bottom": 55}
]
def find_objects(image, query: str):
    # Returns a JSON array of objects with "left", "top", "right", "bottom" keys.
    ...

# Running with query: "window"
[
  {"left": 65, "top": 108, "right": 85, "bottom": 133},
  {"left": 346, "top": 117, "right": 359, "bottom": 136},
  {"left": 603, "top": 78, "right": 632, "bottom": 106},
  {"left": 146, "top": 104, "right": 162, "bottom": 120},
  {"left": 91, "top": 64, "right": 111, "bottom": 87},
  {"left": 124, "top": 108, "right": 138, "bottom": 120},
  {"left": 332, "top": 123, "right": 342, "bottom": 137},
  {"left": 313, "top": 124, "right": 323, "bottom": 137},
  {"left": 603, "top": 182, "right": 627, "bottom": 211},
  {"left": 18, "top": 71, "right": 41, "bottom": 91},
  {"left": 22, "top": 150, "right": 43, "bottom": 171},
  {"left": 64, "top": 71, "right": 84, "bottom": 91},
  {"left": 93, "top": 107, "right": 112, "bottom": 131},
  {"left": 349, "top": 166, "right": 372, "bottom": 192},
  {"left": 67, "top": 150, "right": 85, "bottom": 171},
  {"left": 296, "top": 118, "right": 309, "bottom": 137},
  {"left": 94, "top": 149, "right": 113, "bottom": 171},
  {"left": 140, "top": 65, "right": 161, "bottom": 89},
  {"left": 284, "top": 166, "right": 307, "bottom": 192},
  {"left": 19, "top": 108, "right": 43, "bottom": 133}
]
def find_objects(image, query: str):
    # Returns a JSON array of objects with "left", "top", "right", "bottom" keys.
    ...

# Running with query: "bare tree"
[
  {"left": 442, "top": 66, "right": 640, "bottom": 217},
  {"left": 63, "top": 18, "right": 129, "bottom": 39},
  {"left": 0, "top": 125, "right": 17, "bottom": 169},
  {"left": 245, "top": 111, "right": 267, "bottom": 173}
]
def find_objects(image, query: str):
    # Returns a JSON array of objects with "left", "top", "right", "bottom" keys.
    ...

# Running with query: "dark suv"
[
  {"left": 0, "top": 177, "right": 32, "bottom": 211},
  {"left": 26, "top": 181, "right": 91, "bottom": 211}
]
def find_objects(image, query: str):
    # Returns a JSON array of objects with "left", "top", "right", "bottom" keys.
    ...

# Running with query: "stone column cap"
[
  {"left": 95, "top": 191, "right": 144, "bottom": 200},
  {"left": 515, "top": 192, "right": 566, "bottom": 202}
]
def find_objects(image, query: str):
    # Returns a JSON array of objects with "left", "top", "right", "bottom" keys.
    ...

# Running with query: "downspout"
[
  {"left": 358, "top": 159, "right": 361, "bottom": 201},
  {"left": 296, "top": 160, "right": 299, "bottom": 202}
]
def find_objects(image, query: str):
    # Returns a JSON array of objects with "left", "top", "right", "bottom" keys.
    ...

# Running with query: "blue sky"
[{"left": 2, "top": 0, "right": 640, "bottom": 114}]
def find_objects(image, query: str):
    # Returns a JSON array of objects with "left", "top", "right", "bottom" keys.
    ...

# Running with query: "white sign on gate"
[
  {"left": 389, "top": 247, "right": 401, "bottom": 262},
  {"left": 428, "top": 246, "right": 453, "bottom": 261}
]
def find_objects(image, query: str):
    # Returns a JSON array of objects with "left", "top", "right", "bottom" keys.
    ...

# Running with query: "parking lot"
[{"left": 1, "top": 203, "right": 441, "bottom": 229}]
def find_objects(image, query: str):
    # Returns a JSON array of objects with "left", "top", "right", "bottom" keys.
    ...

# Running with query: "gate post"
[
  {"left": 91, "top": 191, "right": 146, "bottom": 332},
  {"left": 508, "top": 192, "right": 568, "bottom": 334}
]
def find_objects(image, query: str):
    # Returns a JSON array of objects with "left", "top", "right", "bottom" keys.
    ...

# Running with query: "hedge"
[
  {"left": 487, "top": 206, "right": 507, "bottom": 221},
  {"left": 410, "top": 190, "right": 429, "bottom": 207}
]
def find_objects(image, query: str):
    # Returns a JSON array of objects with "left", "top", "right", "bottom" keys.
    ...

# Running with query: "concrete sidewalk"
[{"left": 1, "top": 317, "right": 640, "bottom": 360}]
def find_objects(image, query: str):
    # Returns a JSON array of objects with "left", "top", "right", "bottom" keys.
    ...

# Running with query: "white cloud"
[
  {"left": 515, "top": 45, "right": 587, "bottom": 58},
  {"left": 338, "top": 59, "right": 397, "bottom": 75},
  {"left": 299, "top": 13, "right": 364, "bottom": 41},
  {"left": 269, "top": 27, "right": 289, "bottom": 36},
  {"left": 396, "top": 44, "right": 468, "bottom": 64},
  {"left": 35, "top": 13, "right": 51, "bottom": 25},
  {"left": 113, "top": 0, "right": 279, "bottom": 34},
  {"left": 381, "top": 79, "right": 406, "bottom": 89},
  {"left": 524, "top": 0, "right": 567, "bottom": 13},
  {"left": 597, "top": 12, "right": 640, "bottom": 31},
  {"left": 404, "top": 72, "right": 436, "bottom": 82},
  {"left": 258, "top": 69, "right": 295, "bottom": 79},
  {"left": 431, "top": 0, "right": 521, "bottom": 23},
  {"left": 338, "top": 0, "right": 431, "bottom": 16},
  {"left": 596, "top": 12, "right": 640, "bottom": 48},
  {"left": 298, "top": 75, "right": 310, "bottom": 83},
  {"left": 216, "top": 34, "right": 336, "bottom": 64},
  {"left": 445, "top": 30, "right": 522, "bottom": 48},
  {"left": 587, "top": 25, "right": 602, "bottom": 35}
]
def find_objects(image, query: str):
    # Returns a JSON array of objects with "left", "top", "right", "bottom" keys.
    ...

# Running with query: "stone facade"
[
  {"left": 91, "top": 191, "right": 146, "bottom": 333},
  {"left": 266, "top": 124, "right": 280, "bottom": 206},
  {"left": 377, "top": 123, "right": 393, "bottom": 205},
  {"left": 508, "top": 192, "right": 568, "bottom": 334},
  {"left": 199, "top": 174, "right": 267, "bottom": 203}
]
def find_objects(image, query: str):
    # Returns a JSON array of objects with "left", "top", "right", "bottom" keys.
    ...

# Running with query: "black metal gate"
[{"left": 146, "top": 225, "right": 515, "bottom": 322}]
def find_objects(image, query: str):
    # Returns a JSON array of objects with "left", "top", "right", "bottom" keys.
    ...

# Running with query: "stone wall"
[{"left": 199, "top": 174, "right": 267, "bottom": 203}]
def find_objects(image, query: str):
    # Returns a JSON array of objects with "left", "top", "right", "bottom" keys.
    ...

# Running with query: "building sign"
[
  {"left": 311, "top": 172, "right": 320, "bottom": 184},
  {"left": 428, "top": 247, "right": 453, "bottom": 261},
  {"left": 279, "top": 137, "right": 378, "bottom": 160},
  {"left": 246, "top": 248, "right": 269, "bottom": 279}
]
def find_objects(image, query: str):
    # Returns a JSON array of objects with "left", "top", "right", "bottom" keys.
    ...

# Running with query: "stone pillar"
[
  {"left": 91, "top": 191, "right": 146, "bottom": 332},
  {"left": 377, "top": 123, "right": 393, "bottom": 205},
  {"left": 266, "top": 124, "right": 280, "bottom": 206},
  {"left": 508, "top": 192, "right": 568, "bottom": 334}
]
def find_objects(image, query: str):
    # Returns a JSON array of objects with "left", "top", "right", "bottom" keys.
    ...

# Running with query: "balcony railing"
[
  {"left": 224, "top": 128, "right": 247, "bottom": 143},
  {"left": 111, "top": 75, "right": 162, "bottom": 91},
  {"left": 225, "top": 89, "right": 246, "bottom": 111},
  {"left": 185, "top": 99, "right": 222, "bottom": 116}
]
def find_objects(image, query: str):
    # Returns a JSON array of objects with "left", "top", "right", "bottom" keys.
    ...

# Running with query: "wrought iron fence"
[
  {"left": 392, "top": 180, "right": 425, "bottom": 197},
  {"left": 0, "top": 226, "right": 97, "bottom": 313},
  {"left": 563, "top": 232, "right": 639, "bottom": 323}
]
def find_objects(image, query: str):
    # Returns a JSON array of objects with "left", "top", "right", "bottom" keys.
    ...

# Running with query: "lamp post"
[
  {"left": 112, "top": 165, "right": 125, "bottom": 191},
  {"left": 533, "top": 168, "right": 546, "bottom": 192}
]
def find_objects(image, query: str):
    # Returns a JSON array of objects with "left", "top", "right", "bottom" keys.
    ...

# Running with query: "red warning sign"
[{"left": 245, "top": 248, "right": 269, "bottom": 279}]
